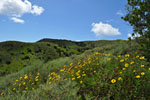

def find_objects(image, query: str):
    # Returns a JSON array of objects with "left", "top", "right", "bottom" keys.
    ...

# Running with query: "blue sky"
[{"left": 0, "top": 0, "right": 133, "bottom": 42}]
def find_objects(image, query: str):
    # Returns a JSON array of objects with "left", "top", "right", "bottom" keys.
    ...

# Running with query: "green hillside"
[
  {"left": 0, "top": 39, "right": 123, "bottom": 77},
  {"left": 0, "top": 39, "right": 149, "bottom": 100},
  {"left": 0, "top": 39, "right": 86, "bottom": 76}
]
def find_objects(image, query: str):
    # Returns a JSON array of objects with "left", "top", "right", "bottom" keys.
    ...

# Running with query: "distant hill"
[{"left": 37, "top": 38, "right": 86, "bottom": 47}]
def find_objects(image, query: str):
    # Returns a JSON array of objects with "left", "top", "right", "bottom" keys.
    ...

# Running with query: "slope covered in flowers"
[{"left": 0, "top": 41, "right": 149, "bottom": 100}]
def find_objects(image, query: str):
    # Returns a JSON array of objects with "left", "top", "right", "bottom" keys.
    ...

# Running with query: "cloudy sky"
[{"left": 0, "top": 0, "right": 133, "bottom": 42}]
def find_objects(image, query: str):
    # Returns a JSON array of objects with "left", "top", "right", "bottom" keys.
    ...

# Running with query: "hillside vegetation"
[
  {"left": 0, "top": 39, "right": 122, "bottom": 77},
  {"left": 0, "top": 39, "right": 149, "bottom": 100}
]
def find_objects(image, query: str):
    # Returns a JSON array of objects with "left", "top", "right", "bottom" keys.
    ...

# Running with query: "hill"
[
  {"left": 1, "top": 39, "right": 148, "bottom": 100},
  {"left": 0, "top": 39, "right": 125, "bottom": 77}
]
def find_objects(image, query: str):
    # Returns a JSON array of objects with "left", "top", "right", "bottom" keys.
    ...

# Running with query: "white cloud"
[
  {"left": 10, "top": 17, "right": 24, "bottom": 23},
  {"left": 91, "top": 21, "right": 121, "bottom": 37},
  {"left": 0, "top": 0, "right": 44, "bottom": 23},
  {"left": 127, "top": 34, "right": 132, "bottom": 38},
  {"left": 116, "top": 10, "right": 124, "bottom": 16},
  {"left": 127, "top": 33, "right": 141, "bottom": 39},
  {"left": 31, "top": 5, "right": 44, "bottom": 15}
]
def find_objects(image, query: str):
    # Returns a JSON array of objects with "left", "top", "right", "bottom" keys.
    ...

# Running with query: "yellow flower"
[
  {"left": 70, "top": 63, "right": 73, "bottom": 66},
  {"left": 19, "top": 83, "right": 21, "bottom": 87},
  {"left": 60, "top": 69, "right": 65, "bottom": 72},
  {"left": 13, "top": 88, "right": 16, "bottom": 91},
  {"left": 141, "top": 72, "right": 145, "bottom": 76},
  {"left": 140, "top": 56, "right": 144, "bottom": 60},
  {"left": 49, "top": 77, "right": 52, "bottom": 80},
  {"left": 118, "top": 77, "right": 123, "bottom": 80},
  {"left": 75, "top": 66, "right": 78, "bottom": 68},
  {"left": 23, "top": 82, "right": 26, "bottom": 85},
  {"left": 125, "top": 54, "right": 130, "bottom": 57},
  {"left": 136, "top": 75, "right": 140, "bottom": 78},
  {"left": 94, "top": 52, "right": 100, "bottom": 55},
  {"left": 107, "top": 58, "right": 111, "bottom": 61},
  {"left": 82, "top": 74, "right": 86, "bottom": 76},
  {"left": 141, "top": 65, "right": 144, "bottom": 68},
  {"left": 80, "top": 81, "right": 83, "bottom": 84},
  {"left": 35, "top": 78, "right": 38, "bottom": 81},
  {"left": 88, "top": 61, "right": 91, "bottom": 64},
  {"left": 130, "top": 61, "right": 134, "bottom": 64},
  {"left": 24, "top": 74, "right": 28, "bottom": 79},
  {"left": 16, "top": 80, "right": 18, "bottom": 82},
  {"left": 37, "top": 72, "right": 40, "bottom": 75},
  {"left": 136, "top": 56, "right": 139, "bottom": 58},
  {"left": 36, "top": 76, "right": 39, "bottom": 79},
  {"left": 64, "top": 65, "right": 66, "bottom": 67},
  {"left": 51, "top": 72, "right": 54, "bottom": 75},
  {"left": 78, "top": 61, "right": 81, "bottom": 64},
  {"left": 1, "top": 91, "right": 4, "bottom": 96},
  {"left": 122, "top": 68, "right": 126, "bottom": 70},
  {"left": 125, "top": 58, "right": 128, "bottom": 60},
  {"left": 120, "top": 59, "right": 124, "bottom": 62},
  {"left": 72, "top": 77, "right": 75, "bottom": 80},
  {"left": 76, "top": 73, "right": 79, "bottom": 76},
  {"left": 71, "top": 70, "right": 74, "bottom": 74},
  {"left": 25, "top": 87, "right": 28, "bottom": 90},
  {"left": 94, "top": 70, "right": 96, "bottom": 73},
  {"left": 125, "top": 63, "right": 129, "bottom": 67},
  {"left": 119, "top": 72, "right": 122, "bottom": 74},
  {"left": 133, "top": 70, "right": 136, "bottom": 72},
  {"left": 48, "top": 81, "right": 51, "bottom": 85},
  {"left": 88, "top": 57, "right": 91, "bottom": 60},
  {"left": 111, "top": 79, "right": 116, "bottom": 83},
  {"left": 149, "top": 68, "right": 150, "bottom": 71},
  {"left": 104, "top": 54, "right": 108, "bottom": 56},
  {"left": 20, "top": 77, "right": 23, "bottom": 80},
  {"left": 77, "top": 76, "right": 81, "bottom": 79},
  {"left": 118, "top": 55, "right": 121, "bottom": 58}
]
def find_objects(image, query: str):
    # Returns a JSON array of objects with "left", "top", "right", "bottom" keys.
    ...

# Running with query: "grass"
[{"left": 0, "top": 39, "right": 149, "bottom": 100}]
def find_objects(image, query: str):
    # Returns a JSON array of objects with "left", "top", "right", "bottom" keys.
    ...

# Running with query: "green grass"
[{"left": 1, "top": 39, "right": 149, "bottom": 100}]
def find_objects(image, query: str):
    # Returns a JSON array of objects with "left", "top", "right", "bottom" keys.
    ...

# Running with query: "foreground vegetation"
[{"left": 0, "top": 39, "right": 149, "bottom": 100}]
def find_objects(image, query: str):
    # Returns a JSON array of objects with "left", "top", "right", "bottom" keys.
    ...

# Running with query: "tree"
[{"left": 122, "top": 0, "right": 150, "bottom": 60}]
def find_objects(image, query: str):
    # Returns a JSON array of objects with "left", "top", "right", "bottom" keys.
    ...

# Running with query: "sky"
[{"left": 0, "top": 0, "right": 133, "bottom": 42}]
